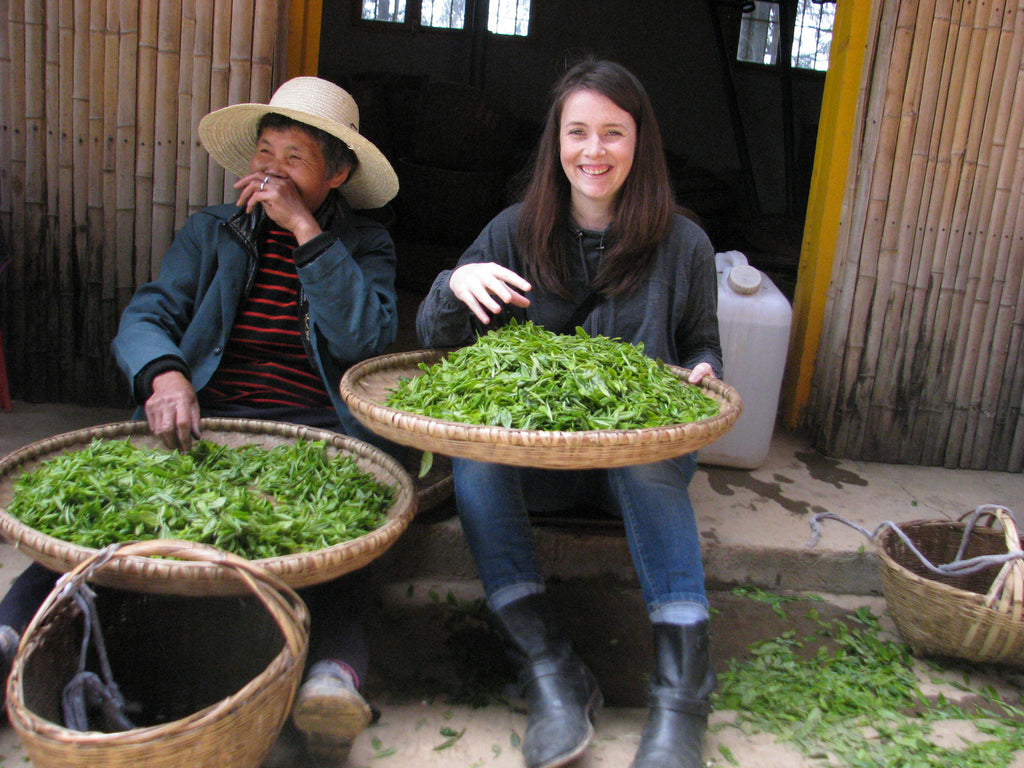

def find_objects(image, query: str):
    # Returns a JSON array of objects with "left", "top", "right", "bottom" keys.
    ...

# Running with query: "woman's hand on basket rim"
[{"left": 688, "top": 362, "right": 716, "bottom": 385}]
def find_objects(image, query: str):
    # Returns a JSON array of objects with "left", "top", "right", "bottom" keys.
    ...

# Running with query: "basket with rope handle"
[
  {"left": 872, "top": 505, "right": 1024, "bottom": 665},
  {"left": 6, "top": 539, "right": 310, "bottom": 768}
]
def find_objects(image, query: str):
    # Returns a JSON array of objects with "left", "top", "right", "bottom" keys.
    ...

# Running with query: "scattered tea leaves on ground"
[{"left": 716, "top": 596, "right": 1024, "bottom": 767}]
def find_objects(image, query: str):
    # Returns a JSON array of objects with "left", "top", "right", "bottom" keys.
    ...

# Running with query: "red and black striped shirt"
[{"left": 201, "top": 227, "right": 332, "bottom": 411}]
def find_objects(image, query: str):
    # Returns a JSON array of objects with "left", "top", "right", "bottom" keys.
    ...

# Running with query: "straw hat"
[{"left": 198, "top": 76, "right": 398, "bottom": 209}]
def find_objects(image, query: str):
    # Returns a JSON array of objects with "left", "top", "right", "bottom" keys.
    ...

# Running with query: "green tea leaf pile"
[
  {"left": 387, "top": 320, "right": 720, "bottom": 430},
  {"left": 5, "top": 438, "right": 394, "bottom": 559}
]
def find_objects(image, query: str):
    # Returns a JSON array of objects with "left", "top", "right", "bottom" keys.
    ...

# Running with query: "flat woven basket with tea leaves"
[
  {"left": 339, "top": 323, "right": 742, "bottom": 469},
  {"left": 0, "top": 419, "right": 417, "bottom": 596}
]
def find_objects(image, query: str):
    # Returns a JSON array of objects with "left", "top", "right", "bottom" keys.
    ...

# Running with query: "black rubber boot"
[
  {"left": 630, "top": 621, "right": 716, "bottom": 768},
  {"left": 492, "top": 593, "right": 602, "bottom": 768}
]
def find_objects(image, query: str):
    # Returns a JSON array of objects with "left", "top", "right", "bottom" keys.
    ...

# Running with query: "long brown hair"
[{"left": 517, "top": 58, "right": 675, "bottom": 297}]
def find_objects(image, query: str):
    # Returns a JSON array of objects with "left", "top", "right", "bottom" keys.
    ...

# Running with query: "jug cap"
[{"left": 728, "top": 264, "right": 762, "bottom": 295}]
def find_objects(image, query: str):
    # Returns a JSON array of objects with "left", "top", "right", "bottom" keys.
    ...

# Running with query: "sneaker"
[
  {"left": 0, "top": 625, "right": 19, "bottom": 711},
  {"left": 291, "top": 660, "right": 372, "bottom": 765}
]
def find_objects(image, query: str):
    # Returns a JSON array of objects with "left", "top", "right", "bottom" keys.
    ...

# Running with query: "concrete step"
[{"left": 379, "top": 427, "right": 1024, "bottom": 598}]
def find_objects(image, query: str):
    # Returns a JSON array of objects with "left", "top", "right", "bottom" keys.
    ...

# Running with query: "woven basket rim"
[
  {"left": 0, "top": 418, "right": 417, "bottom": 595},
  {"left": 874, "top": 518, "right": 999, "bottom": 596},
  {"left": 339, "top": 348, "right": 743, "bottom": 469},
  {"left": 6, "top": 540, "right": 308, "bottom": 758}
]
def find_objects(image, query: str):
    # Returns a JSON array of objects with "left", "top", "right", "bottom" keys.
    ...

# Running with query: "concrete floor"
[{"left": 2, "top": 401, "right": 1024, "bottom": 767}]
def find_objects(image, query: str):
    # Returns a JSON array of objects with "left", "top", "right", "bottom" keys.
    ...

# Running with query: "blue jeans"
[{"left": 452, "top": 453, "right": 707, "bottom": 620}]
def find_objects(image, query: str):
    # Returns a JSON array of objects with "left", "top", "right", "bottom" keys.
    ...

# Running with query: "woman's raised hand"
[{"left": 449, "top": 262, "right": 532, "bottom": 325}]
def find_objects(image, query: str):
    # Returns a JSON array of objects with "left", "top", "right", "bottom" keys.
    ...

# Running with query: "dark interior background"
[{"left": 317, "top": 0, "right": 826, "bottom": 298}]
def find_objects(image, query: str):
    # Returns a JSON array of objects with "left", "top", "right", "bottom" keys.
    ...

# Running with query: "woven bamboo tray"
[
  {"left": 876, "top": 507, "right": 1024, "bottom": 666},
  {"left": 339, "top": 349, "right": 743, "bottom": 469},
  {"left": 7, "top": 540, "right": 309, "bottom": 768},
  {"left": 0, "top": 418, "right": 416, "bottom": 596}
]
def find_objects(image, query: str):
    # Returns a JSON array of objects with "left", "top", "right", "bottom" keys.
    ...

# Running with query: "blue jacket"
[{"left": 111, "top": 192, "right": 398, "bottom": 444}]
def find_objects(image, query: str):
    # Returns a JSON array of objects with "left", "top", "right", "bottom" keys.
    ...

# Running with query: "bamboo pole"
[
  {"left": 55, "top": 0, "right": 77, "bottom": 391},
  {"left": 42, "top": 0, "right": 66, "bottom": 392},
  {"left": 6, "top": 3, "right": 30, "bottom": 396},
  {"left": 0, "top": 6, "right": 14, "bottom": 371},
  {"left": 150, "top": 0, "right": 181, "bottom": 273},
  {"left": 90, "top": 0, "right": 119, "bottom": 403},
  {"left": 116, "top": 0, "right": 139, "bottom": 312},
  {"left": 206, "top": 0, "right": 231, "bottom": 203},
  {"left": 134, "top": 0, "right": 157, "bottom": 286},
  {"left": 62, "top": 0, "right": 88, "bottom": 397},
  {"left": 174, "top": 0, "right": 195, "bottom": 228},
  {"left": 70, "top": 0, "right": 89, "bottom": 316},
  {"left": 973, "top": 3, "right": 1024, "bottom": 468},
  {"left": 188, "top": 0, "right": 213, "bottom": 214},
  {"left": 927, "top": 0, "right": 986, "bottom": 464},
  {"left": 24, "top": 3, "right": 49, "bottom": 397},
  {"left": 0, "top": 5, "right": 10, "bottom": 235},
  {"left": 101, "top": 1, "right": 119, "bottom": 316},
  {"left": 252, "top": 0, "right": 278, "bottom": 100},
  {"left": 224, "top": 0, "right": 254, "bottom": 200},
  {"left": 81, "top": 0, "right": 107, "bottom": 403}
]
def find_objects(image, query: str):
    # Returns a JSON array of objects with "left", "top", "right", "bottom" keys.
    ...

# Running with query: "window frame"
[
  {"left": 353, "top": 0, "right": 532, "bottom": 37},
  {"left": 734, "top": 0, "right": 834, "bottom": 75}
]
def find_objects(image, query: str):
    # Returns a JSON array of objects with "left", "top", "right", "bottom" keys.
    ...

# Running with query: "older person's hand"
[
  {"left": 145, "top": 370, "right": 202, "bottom": 452},
  {"left": 234, "top": 171, "right": 323, "bottom": 244},
  {"left": 449, "top": 262, "right": 532, "bottom": 325}
]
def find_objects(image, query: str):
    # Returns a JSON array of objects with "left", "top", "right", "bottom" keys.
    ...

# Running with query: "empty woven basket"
[
  {"left": 6, "top": 540, "right": 310, "bottom": 768},
  {"left": 876, "top": 505, "right": 1024, "bottom": 666}
]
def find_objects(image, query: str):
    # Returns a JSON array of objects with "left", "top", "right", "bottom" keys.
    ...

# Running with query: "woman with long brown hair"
[{"left": 417, "top": 58, "right": 721, "bottom": 768}]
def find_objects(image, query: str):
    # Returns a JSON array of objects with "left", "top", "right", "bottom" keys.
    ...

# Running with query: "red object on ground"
[{"left": 0, "top": 325, "right": 11, "bottom": 412}]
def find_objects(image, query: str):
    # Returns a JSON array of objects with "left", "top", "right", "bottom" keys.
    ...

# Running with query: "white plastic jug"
[{"left": 699, "top": 251, "right": 792, "bottom": 469}]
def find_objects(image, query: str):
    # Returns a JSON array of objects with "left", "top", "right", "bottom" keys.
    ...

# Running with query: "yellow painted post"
[
  {"left": 779, "top": 0, "right": 876, "bottom": 428},
  {"left": 286, "top": 0, "right": 322, "bottom": 78}
]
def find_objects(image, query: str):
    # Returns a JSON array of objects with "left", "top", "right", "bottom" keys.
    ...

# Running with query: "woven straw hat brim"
[{"left": 198, "top": 98, "right": 398, "bottom": 210}]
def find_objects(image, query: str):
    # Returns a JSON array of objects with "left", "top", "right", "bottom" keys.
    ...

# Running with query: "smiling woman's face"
[
  {"left": 249, "top": 126, "right": 349, "bottom": 212},
  {"left": 559, "top": 88, "right": 637, "bottom": 224}
]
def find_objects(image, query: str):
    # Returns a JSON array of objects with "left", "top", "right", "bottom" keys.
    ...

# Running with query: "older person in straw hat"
[{"left": 0, "top": 77, "right": 400, "bottom": 766}]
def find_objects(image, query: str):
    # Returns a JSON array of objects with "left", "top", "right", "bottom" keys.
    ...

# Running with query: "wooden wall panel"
[
  {"left": 0, "top": 0, "right": 285, "bottom": 405},
  {"left": 807, "top": 0, "right": 1024, "bottom": 470}
]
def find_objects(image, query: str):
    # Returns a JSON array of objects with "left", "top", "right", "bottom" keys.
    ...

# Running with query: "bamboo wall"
[
  {"left": 0, "top": 0, "right": 286, "bottom": 406},
  {"left": 806, "top": 0, "right": 1024, "bottom": 471}
]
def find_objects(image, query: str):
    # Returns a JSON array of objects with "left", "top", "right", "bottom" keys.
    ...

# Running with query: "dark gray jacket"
[{"left": 416, "top": 204, "right": 722, "bottom": 376}]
